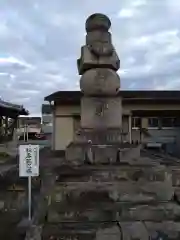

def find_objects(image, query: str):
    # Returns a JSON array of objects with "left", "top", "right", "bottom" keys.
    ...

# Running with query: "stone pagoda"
[
  {"left": 66, "top": 13, "right": 138, "bottom": 164},
  {"left": 43, "top": 14, "right": 180, "bottom": 240}
]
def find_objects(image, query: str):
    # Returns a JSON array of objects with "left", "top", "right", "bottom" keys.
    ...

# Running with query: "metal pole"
[
  {"left": 23, "top": 124, "right": 26, "bottom": 141},
  {"left": 25, "top": 124, "right": 31, "bottom": 221},
  {"left": 129, "top": 115, "right": 132, "bottom": 144},
  {"left": 26, "top": 125, "right": 29, "bottom": 142},
  {"left": 28, "top": 176, "right": 31, "bottom": 220}
]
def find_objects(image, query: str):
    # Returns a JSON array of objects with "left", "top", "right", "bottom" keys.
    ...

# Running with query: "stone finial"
[
  {"left": 77, "top": 13, "right": 120, "bottom": 75},
  {"left": 85, "top": 13, "right": 111, "bottom": 32}
]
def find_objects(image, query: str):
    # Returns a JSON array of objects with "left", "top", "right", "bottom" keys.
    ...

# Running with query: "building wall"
[
  {"left": 52, "top": 103, "right": 180, "bottom": 151},
  {"left": 42, "top": 114, "right": 53, "bottom": 134},
  {"left": 54, "top": 116, "right": 74, "bottom": 151}
]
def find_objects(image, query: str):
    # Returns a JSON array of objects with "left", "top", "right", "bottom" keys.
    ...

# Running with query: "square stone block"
[
  {"left": 81, "top": 97, "right": 122, "bottom": 129},
  {"left": 77, "top": 46, "right": 120, "bottom": 75},
  {"left": 65, "top": 142, "right": 87, "bottom": 165},
  {"left": 65, "top": 142, "right": 119, "bottom": 165}
]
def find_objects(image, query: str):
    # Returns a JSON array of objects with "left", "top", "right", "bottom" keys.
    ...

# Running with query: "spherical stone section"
[
  {"left": 86, "top": 13, "right": 111, "bottom": 32},
  {"left": 80, "top": 68, "right": 120, "bottom": 96}
]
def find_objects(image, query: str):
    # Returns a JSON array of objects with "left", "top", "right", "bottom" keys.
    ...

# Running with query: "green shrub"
[{"left": 0, "top": 152, "right": 10, "bottom": 158}]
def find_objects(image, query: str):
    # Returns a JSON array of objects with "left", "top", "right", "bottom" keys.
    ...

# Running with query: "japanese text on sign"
[{"left": 19, "top": 145, "right": 39, "bottom": 177}]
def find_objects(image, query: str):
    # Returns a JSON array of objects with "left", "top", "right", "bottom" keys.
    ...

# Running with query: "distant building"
[
  {"left": 41, "top": 104, "right": 53, "bottom": 134},
  {"left": 0, "top": 99, "right": 28, "bottom": 142},
  {"left": 45, "top": 90, "right": 180, "bottom": 156},
  {"left": 17, "top": 116, "right": 41, "bottom": 134}
]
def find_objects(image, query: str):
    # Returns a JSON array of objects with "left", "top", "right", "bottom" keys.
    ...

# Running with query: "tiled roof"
[{"left": 0, "top": 99, "right": 28, "bottom": 116}]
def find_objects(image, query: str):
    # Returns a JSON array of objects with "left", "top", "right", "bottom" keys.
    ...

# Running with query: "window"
[
  {"left": 132, "top": 117, "right": 141, "bottom": 128},
  {"left": 161, "top": 117, "right": 174, "bottom": 128},
  {"left": 148, "top": 118, "right": 159, "bottom": 128},
  {"left": 160, "top": 117, "right": 180, "bottom": 128},
  {"left": 173, "top": 118, "right": 180, "bottom": 127}
]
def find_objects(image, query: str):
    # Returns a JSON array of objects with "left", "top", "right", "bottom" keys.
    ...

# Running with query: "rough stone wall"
[
  {"left": 42, "top": 159, "right": 180, "bottom": 239},
  {"left": 0, "top": 151, "right": 180, "bottom": 239},
  {"left": 0, "top": 165, "right": 41, "bottom": 239}
]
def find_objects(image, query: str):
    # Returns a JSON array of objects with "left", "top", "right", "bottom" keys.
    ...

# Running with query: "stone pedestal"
[{"left": 66, "top": 142, "right": 141, "bottom": 165}]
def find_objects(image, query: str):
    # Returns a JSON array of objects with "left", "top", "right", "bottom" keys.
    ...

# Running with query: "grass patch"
[{"left": 0, "top": 152, "right": 10, "bottom": 159}]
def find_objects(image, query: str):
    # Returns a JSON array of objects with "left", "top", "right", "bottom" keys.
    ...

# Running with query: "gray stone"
[
  {"left": 65, "top": 142, "right": 87, "bottom": 164},
  {"left": 85, "top": 13, "right": 111, "bottom": 32},
  {"left": 0, "top": 200, "right": 4, "bottom": 210},
  {"left": 77, "top": 46, "right": 120, "bottom": 75},
  {"left": 120, "top": 203, "right": 180, "bottom": 221},
  {"left": 41, "top": 13, "right": 180, "bottom": 239},
  {"left": 80, "top": 68, "right": 120, "bottom": 95},
  {"left": 145, "top": 221, "right": 180, "bottom": 239},
  {"left": 81, "top": 97, "right": 122, "bottom": 129},
  {"left": 120, "top": 222, "right": 149, "bottom": 240},
  {"left": 86, "top": 31, "right": 112, "bottom": 47},
  {"left": 47, "top": 202, "right": 180, "bottom": 223},
  {"left": 17, "top": 218, "right": 32, "bottom": 234},
  {"left": 75, "top": 128, "right": 122, "bottom": 144},
  {"left": 53, "top": 179, "right": 173, "bottom": 202},
  {"left": 171, "top": 168, "right": 180, "bottom": 186},
  {"left": 25, "top": 225, "right": 42, "bottom": 240},
  {"left": 96, "top": 226, "right": 121, "bottom": 240}
]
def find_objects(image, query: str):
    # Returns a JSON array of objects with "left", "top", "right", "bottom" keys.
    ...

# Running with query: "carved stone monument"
[
  {"left": 78, "top": 13, "right": 121, "bottom": 140},
  {"left": 43, "top": 14, "right": 180, "bottom": 240},
  {"left": 66, "top": 13, "right": 138, "bottom": 165}
]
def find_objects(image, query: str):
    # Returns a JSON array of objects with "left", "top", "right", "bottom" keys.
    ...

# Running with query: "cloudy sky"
[{"left": 0, "top": 0, "right": 180, "bottom": 115}]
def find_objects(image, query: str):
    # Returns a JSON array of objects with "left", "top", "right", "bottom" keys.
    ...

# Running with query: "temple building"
[
  {"left": 44, "top": 90, "right": 180, "bottom": 155},
  {"left": 0, "top": 99, "right": 28, "bottom": 143}
]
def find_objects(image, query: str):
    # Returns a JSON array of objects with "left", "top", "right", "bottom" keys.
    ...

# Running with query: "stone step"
[
  {"left": 42, "top": 221, "right": 180, "bottom": 240},
  {"left": 52, "top": 180, "right": 173, "bottom": 202},
  {"left": 47, "top": 202, "right": 180, "bottom": 222},
  {"left": 57, "top": 164, "right": 171, "bottom": 183}
]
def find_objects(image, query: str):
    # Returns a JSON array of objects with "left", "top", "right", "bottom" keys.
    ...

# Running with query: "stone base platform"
[
  {"left": 42, "top": 221, "right": 180, "bottom": 240},
  {"left": 66, "top": 142, "right": 141, "bottom": 165},
  {"left": 41, "top": 163, "right": 178, "bottom": 239}
]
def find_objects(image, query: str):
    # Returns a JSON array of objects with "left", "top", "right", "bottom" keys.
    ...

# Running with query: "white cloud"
[
  {"left": 117, "top": 8, "right": 135, "bottom": 18},
  {"left": 0, "top": 0, "right": 180, "bottom": 115}
]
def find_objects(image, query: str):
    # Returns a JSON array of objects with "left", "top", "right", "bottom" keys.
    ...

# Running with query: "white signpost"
[{"left": 19, "top": 124, "right": 39, "bottom": 221}]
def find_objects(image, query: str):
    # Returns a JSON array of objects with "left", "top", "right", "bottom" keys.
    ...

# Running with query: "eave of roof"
[
  {"left": 0, "top": 99, "right": 29, "bottom": 116},
  {"left": 44, "top": 90, "right": 180, "bottom": 103},
  {"left": 132, "top": 109, "right": 180, "bottom": 117}
]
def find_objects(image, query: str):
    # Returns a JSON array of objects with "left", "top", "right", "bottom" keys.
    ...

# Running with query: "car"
[{"left": 19, "top": 132, "right": 46, "bottom": 141}]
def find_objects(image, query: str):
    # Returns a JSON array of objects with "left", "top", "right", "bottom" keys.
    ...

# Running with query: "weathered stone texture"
[
  {"left": 80, "top": 68, "right": 120, "bottom": 95},
  {"left": 40, "top": 160, "right": 180, "bottom": 239},
  {"left": 42, "top": 13, "right": 180, "bottom": 240},
  {"left": 77, "top": 46, "right": 120, "bottom": 75},
  {"left": 47, "top": 202, "right": 180, "bottom": 223},
  {"left": 25, "top": 225, "right": 42, "bottom": 240},
  {"left": 42, "top": 221, "right": 180, "bottom": 239},
  {"left": 81, "top": 97, "right": 122, "bottom": 129}
]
